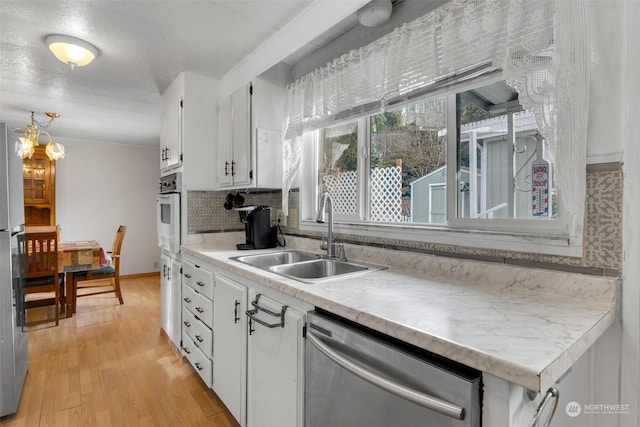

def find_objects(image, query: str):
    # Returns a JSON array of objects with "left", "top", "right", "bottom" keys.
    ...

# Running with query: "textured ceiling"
[{"left": 0, "top": 0, "right": 315, "bottom": 146}]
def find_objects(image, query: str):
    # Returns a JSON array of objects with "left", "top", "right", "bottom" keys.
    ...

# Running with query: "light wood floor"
[{"left": 0, "top": 275, "right": 239, "bottom": 427}]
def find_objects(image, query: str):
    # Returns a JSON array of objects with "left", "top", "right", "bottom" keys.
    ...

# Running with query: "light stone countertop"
[{"left": 182, "top": 232, "right": 618, "bottom": 393}]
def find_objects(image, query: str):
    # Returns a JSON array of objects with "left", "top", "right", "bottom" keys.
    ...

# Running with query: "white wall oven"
[{"left": 157, "top": 172, "right": 181, "bottom": 254}]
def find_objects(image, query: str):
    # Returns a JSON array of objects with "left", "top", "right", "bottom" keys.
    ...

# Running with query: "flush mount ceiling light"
[
  {"left": 357, "top": 0, "right": 393, "bottom": 27},
  {"left": 14, "top": 111, "right": 65, "bottom": 161},
  {"left": 46, "top": 34, "right": 98, "bottom": 70}
]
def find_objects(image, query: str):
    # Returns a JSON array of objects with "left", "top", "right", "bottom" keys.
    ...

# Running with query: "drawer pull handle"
[
  {"left": 195, "top": 307, "right": 204, "bottom": 314},
  {"left": 194, "top": 362, "right": 203, "bottom": 371},
  {"left": 183, "top": 347, "right": 191, "bottom": 355},
  {"left": 183, "top": 297, "right": 192, "bottom": 303},
  {"left": 183, "top": 321, "right": 191, "bottom": 328},
  {"left": 184, "top": 273, "right": 192, "bottom": 279},
  {"left": 195, "top": 335, "right": 204, "bottom": 343},
  {"left": 196, "top": 281, "right": 205, "bottom": 287}
]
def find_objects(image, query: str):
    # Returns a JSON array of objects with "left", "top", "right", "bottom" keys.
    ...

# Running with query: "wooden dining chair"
[
  {"left": 71, "top": 225, "right": 126, "bottom": 313},
  {"left": 25, "top": 230, "right": 62, "bottom": 326}
]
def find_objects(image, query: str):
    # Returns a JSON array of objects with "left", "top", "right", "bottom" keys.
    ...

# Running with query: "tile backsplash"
[
  {"left": 188, "top": 163, "right": 623, "bottom": 276},
  {"left": 187, "top": 190, "right": 283, "bottom": 233}
]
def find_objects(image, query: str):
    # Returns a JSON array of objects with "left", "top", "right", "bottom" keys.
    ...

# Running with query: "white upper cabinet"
[
  {"left": 161, "top": 71, "right": 219, "bottom": 190},
  {"left": 217, "top": 73, "right": 287, "bottom": 190},
  {"left": 160, "top": 83, "right": 182, "bottom": 171},
  {"left": 218, "top": 84, "right": 252, "bottom": 188}
]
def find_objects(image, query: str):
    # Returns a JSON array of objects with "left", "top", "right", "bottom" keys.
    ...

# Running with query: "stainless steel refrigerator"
[{"left": 0, "top": 122, "right": 28, "bottom": 417}]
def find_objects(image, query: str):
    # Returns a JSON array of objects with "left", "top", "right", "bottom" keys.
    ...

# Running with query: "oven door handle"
[{"left": 306, "top": 331, "right": 465, "bottom": 421}]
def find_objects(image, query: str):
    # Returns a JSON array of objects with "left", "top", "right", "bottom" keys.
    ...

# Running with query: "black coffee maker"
[{"left": 236, "top": 206, "right": 277, "bottom": 250}]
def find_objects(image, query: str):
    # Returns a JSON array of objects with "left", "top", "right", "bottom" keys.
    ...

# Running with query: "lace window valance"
[{"left": 282, "top": 0, "right": 589, "bottom": 243}]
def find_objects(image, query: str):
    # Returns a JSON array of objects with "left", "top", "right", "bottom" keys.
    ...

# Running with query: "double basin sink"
[{"left": 231, "top": 250, "right": 385, "bottom": 284}]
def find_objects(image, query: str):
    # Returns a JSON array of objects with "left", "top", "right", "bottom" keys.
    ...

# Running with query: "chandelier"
[{"left": 14, "top": 111, "right": 65, "bottom": 161}]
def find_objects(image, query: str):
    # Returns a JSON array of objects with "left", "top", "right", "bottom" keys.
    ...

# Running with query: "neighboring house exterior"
[{"left": 410, "top": 111, "right": 547, "bottom": 223}]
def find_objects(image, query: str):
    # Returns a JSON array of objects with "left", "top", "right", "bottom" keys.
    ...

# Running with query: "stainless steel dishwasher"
[{"left": 305, "top": 311, "right": 481, "bottom": 427}]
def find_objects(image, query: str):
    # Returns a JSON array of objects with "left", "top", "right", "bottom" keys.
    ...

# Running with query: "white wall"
[
  {"left": 586, "top": 1, "right": 625, "bottom": 164},
  {"left": 620, "top": 0, "right": 640, "bottom": 425},
  {"left": 551, "top": 3, "right": 639, "bottom": 426},
  {"left": 54, "top": 138, "right": 159, "bottom": 275}
]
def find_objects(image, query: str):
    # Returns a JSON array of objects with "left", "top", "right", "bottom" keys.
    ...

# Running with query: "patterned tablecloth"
[{"left": 59, "top": 240, "right": 108, "bottom": 272}]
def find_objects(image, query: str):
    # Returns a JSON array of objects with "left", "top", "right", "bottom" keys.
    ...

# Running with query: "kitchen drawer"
[
  {"left": 183, "top": 284, "right": 214, "bottom": 329},
  {"left": 183, "top": 260, "right": 214, "bottom": 299},
  {"left": 182, "top": 331, "right": 213, "bottom": 388},
  {"left": 182, "top": 306, "right": 213, "bottom": 357}
]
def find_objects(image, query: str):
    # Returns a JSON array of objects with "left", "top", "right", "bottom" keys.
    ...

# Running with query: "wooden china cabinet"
[{"left": 22, "top": 145, "right": 56, "bottom": 226}]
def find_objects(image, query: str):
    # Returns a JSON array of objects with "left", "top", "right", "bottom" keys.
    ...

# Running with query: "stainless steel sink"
[
  {"left": 268, "top": 258, "right": 384, "bottom": 283},
  {"left": 232, "top": 250, "right": 319, "bottom": 268},
  {"left": 231, "top": 250, "right": 385, "bottom": 283}
]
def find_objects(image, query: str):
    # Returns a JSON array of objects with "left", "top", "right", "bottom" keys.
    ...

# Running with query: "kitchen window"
[
  {"left": 299, "top": 75, "right": 568, "bottom": 255},
  {"left": 309, "top": 76, "right": 555, "bottom": 221},
  {"left": 288, "top": 1, "right": 589, "bottom": 257}
]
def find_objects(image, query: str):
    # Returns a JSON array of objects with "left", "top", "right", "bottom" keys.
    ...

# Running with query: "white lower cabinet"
[
  {"left": 213, "top": 274, "right": 247, "bottom": 426},
  {"left": 183, "top": 260, "right": 308, "bottom": 427},
  {"left": 181, "top": 257, "right": 214, "bottom": 387},
  {"left": 212, "top": 271, "right": 307, "bottom": 427},
  {"left": 246, "top": 290, "right": 306, "bottom": 427},
  {"left": 160, "top": 251, "right": 181, "bottom": 349}
]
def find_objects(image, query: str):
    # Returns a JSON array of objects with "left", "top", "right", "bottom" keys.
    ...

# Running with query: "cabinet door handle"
[
  {"left": 195, "top": 307, "right": 204, "bottom": 314},
  {"left": 531, "top": 388, "right": 560, "bottom": 427},
  {"left": 163, "top": 264, "right": 167, "bottom": 278},
  {"left": 167, "top": 266, "right": 171, "bottom": 280},
  {"left": 234, "top": 300, "right": 240, "bottom": 324},
  {"left": 161, "top": 148, "right": 165, "bottom": 161},
  {"left": 183, "top": 321, "right": 191, "bottom": 328},
  {"left": 196, "top": 281, "right": 205, "bottom": 287},
  {"left": 165, "top": 147, "right": 170, "bottom": 161},
  {"left": 224, "top": 161, "right": 230, "bottom": 176},
  {"left": 195, "top": 335, "right": 204, "bottom": 343},
  {"left": 183, "top": 297, "right": 192, "bottom": 303},
  {"left": 231, "top": 161, "right": 236, "bottom": 176},
  {"left": 245, "top": 293, "right": 287, "bottom": 331},
  {"left": 194, "top": 362, "right": 203, "bottom": 371},
  {"left": 246, "top": 294, "right": 287, "bottom": 335},
  {"left": 184, "top": 273, "right": 192, "bottom": 279}
]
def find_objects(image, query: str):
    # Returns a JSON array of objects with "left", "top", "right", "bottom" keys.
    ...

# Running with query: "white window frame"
[{"left": 299, "top": 73, "right": 581, "bottom": 257}]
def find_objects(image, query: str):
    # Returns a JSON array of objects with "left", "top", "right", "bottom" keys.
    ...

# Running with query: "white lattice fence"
[
  {"left": 322, "top": 171, "right": 357, "bottom": 215},
  {"left": 322, "top": 166, "right": 402, "bottom": 221},
  {"left": 371, "top": 166, "right": 402, "bottom": 222}
]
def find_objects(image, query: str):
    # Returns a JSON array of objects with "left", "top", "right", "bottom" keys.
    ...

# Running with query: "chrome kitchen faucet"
[
  {"left": 317, "top": 192, "right": 335, "bottom": 258},
  {"left": 316, "top": 193, "right": 347, "bottom": 260}
]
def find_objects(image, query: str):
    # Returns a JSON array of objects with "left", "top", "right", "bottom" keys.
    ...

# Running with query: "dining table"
[{"left": 25, "top": 226, "right": 108, "bottom": 317}]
